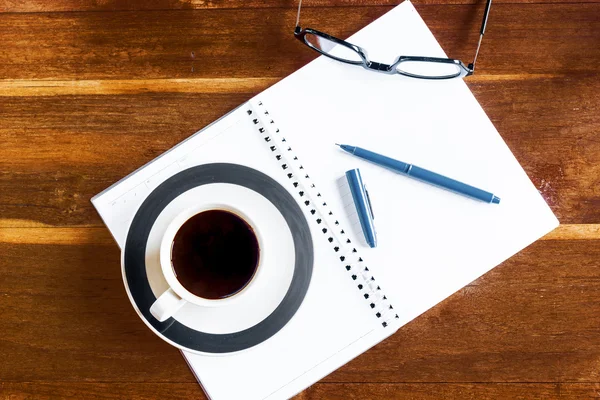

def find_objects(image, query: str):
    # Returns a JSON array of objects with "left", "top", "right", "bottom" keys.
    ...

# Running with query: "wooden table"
[{"left": 1, "top": 0, "right": 599, "bottom": 399}]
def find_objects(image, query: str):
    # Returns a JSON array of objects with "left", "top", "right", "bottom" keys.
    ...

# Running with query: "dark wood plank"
[
  {"left": 1, "top": 0, "right": 596, "bottom": 14},
  {"left": 298, "top": 383, "right": 600, "bottom": 399},
  {"left": 0, "top": 92, "right": 250, "bottom": 227},
  {"left": 2, "top": 382, "right": 600, "bottom": 400},
  {"left": 1, "top": 74, "right": 598, "bottom": 226},
  {"left": 470, "top": 76, "right": 600, "bottom": 223},
  {"left": 0, "top": 4, "right": 598, "bottom": 80},
  {"left": 0, "top": 383, "right": 206, "bottom": 400},
  {"left": 0, "top": 237, "right": 194, "bottom": 383},
  {"left": 0, "top": 236, "right": 598, "bottom": 383}
]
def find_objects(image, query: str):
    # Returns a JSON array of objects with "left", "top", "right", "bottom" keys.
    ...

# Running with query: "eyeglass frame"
[{"left": 293, "top": 0, "right": 493, "bottom": 80}]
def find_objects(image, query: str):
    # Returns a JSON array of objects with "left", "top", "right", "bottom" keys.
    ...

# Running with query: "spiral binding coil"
[{"left": 247, "top": 100, "right": 399, "bottom": 328}]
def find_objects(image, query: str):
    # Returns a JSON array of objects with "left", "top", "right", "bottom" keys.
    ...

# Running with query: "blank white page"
[{"left": 260, "top": 0, "right": 558, "bottom": 326}]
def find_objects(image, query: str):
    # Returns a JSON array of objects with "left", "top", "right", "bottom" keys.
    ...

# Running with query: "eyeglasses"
[{"left": 294, "top": 0, "right": 492, "bottom": 79}]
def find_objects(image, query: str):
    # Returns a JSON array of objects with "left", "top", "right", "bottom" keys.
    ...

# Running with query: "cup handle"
[{"left": 150, "top": 288, "right": 187, "bottom": 322}]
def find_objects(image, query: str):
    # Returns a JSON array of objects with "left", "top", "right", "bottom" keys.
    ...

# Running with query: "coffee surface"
[{"left": 171, "top": 210, "right": 259, "bottom": 299}]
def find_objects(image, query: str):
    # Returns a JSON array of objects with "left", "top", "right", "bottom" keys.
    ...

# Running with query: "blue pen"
[
  {"left": 346, "top": 169, "right": 377, "bottom": 248},
  {"left": 337, "top": 144, "right": 500, "bottom": 204}
]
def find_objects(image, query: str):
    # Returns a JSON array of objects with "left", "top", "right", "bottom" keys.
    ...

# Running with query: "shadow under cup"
[{"left": 170, "top": 209, "right": 260, "bottom": 300}]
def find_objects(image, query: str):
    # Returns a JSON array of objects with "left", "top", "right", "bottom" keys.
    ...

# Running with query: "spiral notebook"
[
  {"left": 94, "top": 96, "right": 402, "bottom": 398},
  {"left": 92, "top": 1, "right": 558, "bottom": 399}
]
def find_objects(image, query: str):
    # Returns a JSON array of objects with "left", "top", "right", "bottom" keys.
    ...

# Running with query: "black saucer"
[{"left": 123, "top": 163, "right": 313, "bottom": 353}]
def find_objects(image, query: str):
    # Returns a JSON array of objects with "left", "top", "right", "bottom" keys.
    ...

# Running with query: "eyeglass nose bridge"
[
  {"left": 365, "top": 61, "right": 393, "bottom": 73},
  {"left": 364, "top": 55, "right": 410, "bottom": 74}
]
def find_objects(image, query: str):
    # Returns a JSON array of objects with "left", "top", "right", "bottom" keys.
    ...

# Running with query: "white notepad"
[{"left": 92, "top": 2, "right": 558, "bottom": 399}]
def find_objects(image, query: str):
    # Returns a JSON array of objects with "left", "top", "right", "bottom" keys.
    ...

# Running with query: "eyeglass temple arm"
[
  {"left": 295, "top": 0, "right": 303, "bottom": 27},
  {"left": 469, "top": 0, "right": 492, "bottom": 71}
]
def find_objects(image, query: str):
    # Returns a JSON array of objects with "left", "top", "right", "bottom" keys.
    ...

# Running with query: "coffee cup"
[{"left": 150, "top": 204, "right": 263, "bottom": 322}]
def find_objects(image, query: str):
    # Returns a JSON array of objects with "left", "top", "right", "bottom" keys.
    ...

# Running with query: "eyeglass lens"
[
  {"left": 304, "top": 33, "right": 363, "bottom": 63},
  {"left": 396, "top": 60, "right": 462, "bottom": 79}
]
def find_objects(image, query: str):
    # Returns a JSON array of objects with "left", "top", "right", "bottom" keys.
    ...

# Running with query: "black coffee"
[{"left": 171, "top": 210, "right": 260, "bottom": 300}]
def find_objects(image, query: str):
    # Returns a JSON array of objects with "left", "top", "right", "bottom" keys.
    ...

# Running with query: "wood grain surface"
[{"left": 0, "top": 0, "right": 599, "bottom": 399}]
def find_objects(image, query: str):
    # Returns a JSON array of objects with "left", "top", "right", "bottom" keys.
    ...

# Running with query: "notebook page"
[
  {"left": 164, "top": 105, "right": 383, "bottom": 400},
  {"left": 260, "top": 0, "right": 558, "bottom": 327},
  {"left": 93, "top": 103, "right": 385, "bottom": 400}
]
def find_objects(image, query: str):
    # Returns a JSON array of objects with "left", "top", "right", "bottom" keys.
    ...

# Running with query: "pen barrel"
[
  {"left": 407, "top": 165, "right": 495, "bottom": 203},
  {"left": 352, "top": 147, "right": 410, "bottom": 173}
]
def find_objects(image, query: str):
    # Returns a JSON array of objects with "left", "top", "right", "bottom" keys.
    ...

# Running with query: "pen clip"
[{"left": 363, "top": 184, "right": 375, "bottom": 220}]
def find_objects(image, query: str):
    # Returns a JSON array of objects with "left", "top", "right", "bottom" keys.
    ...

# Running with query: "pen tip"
[
  {"left": 492, "top": 195, "right": 501, "bottom": 204},
  {"left": 335, "top": 143, "right": 340, "bottom": 146}
]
